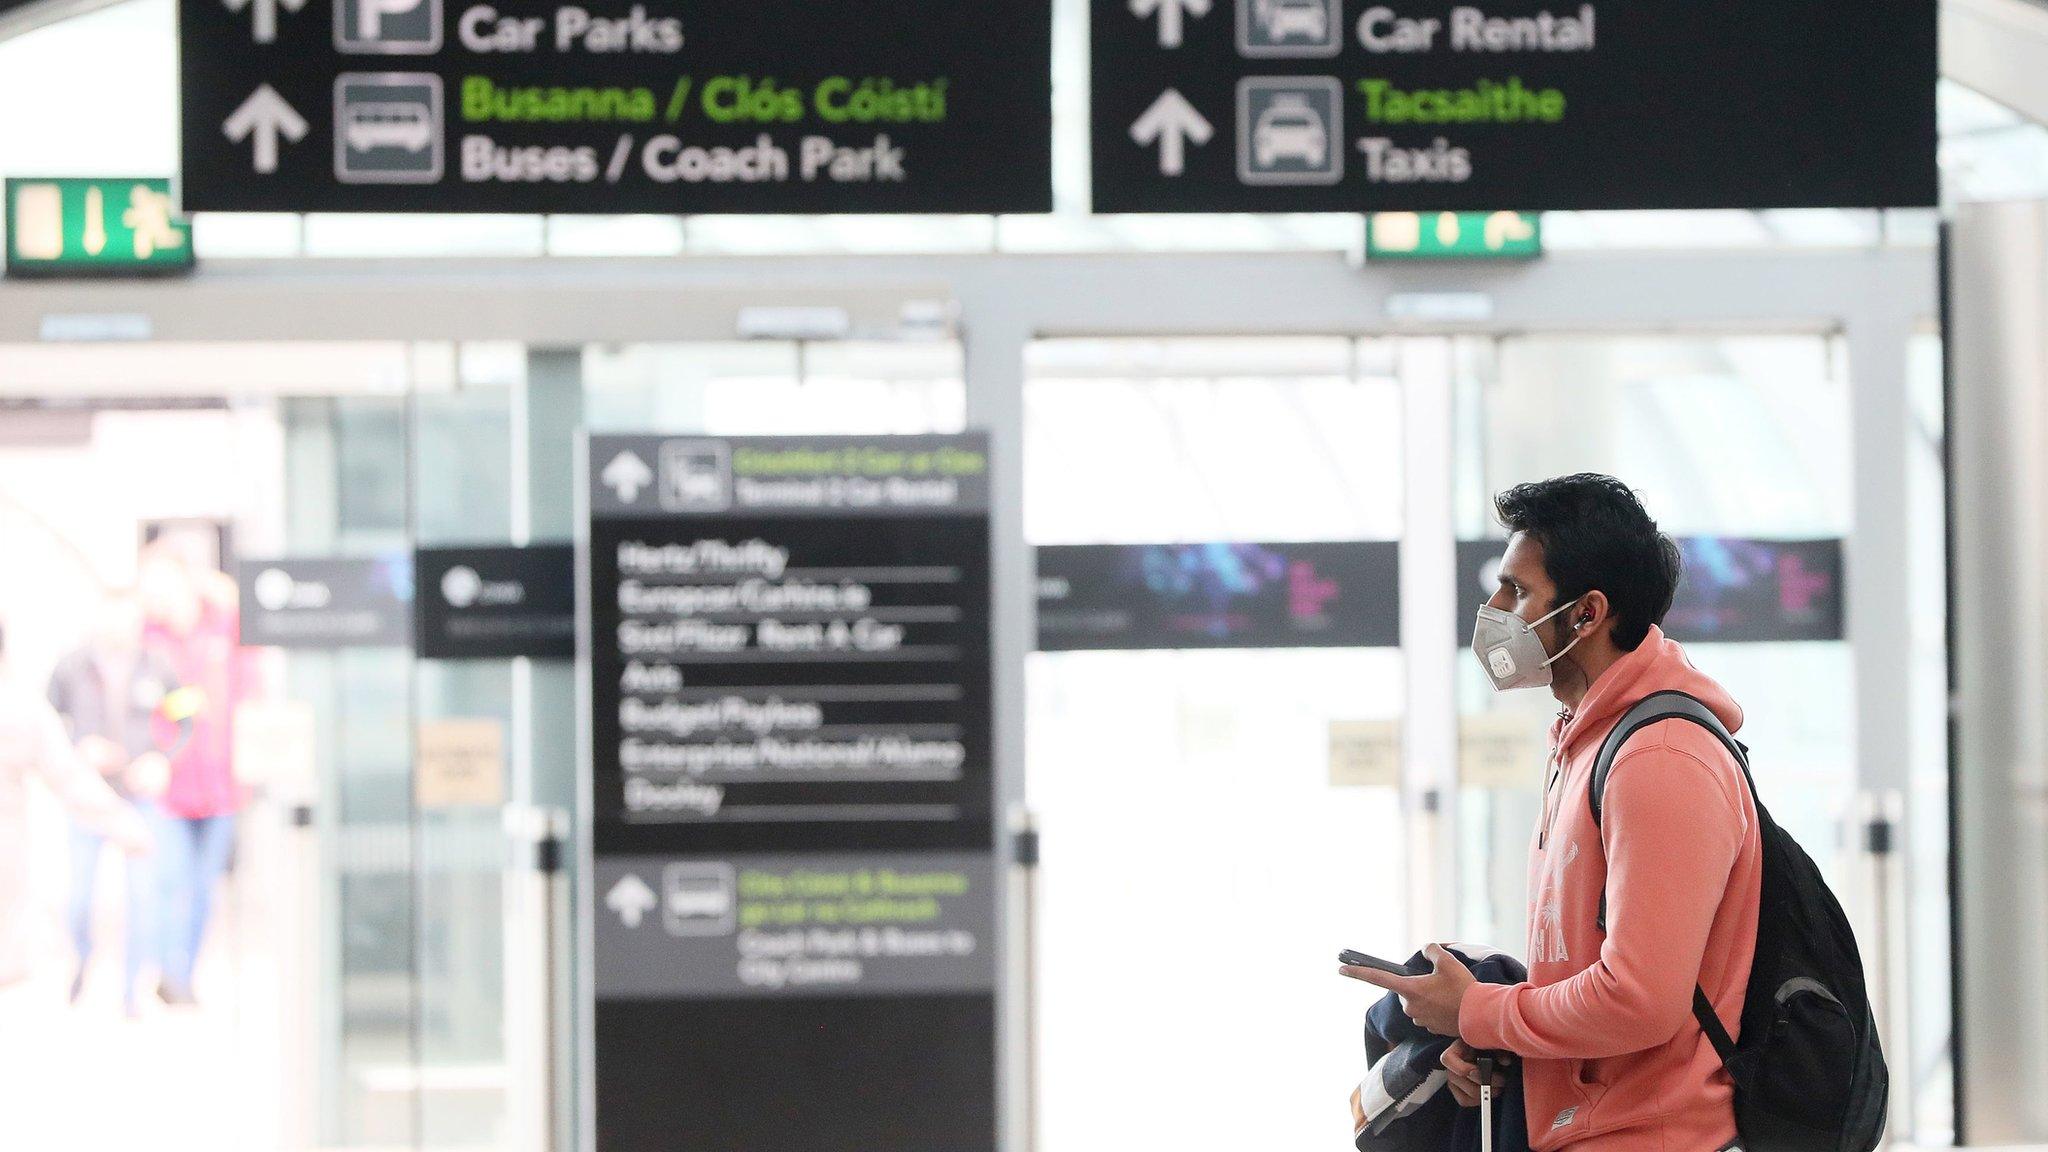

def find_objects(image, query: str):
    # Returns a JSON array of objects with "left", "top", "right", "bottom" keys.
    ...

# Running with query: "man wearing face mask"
[{"left": 1345, "top": 474, "right": 1763, "bottom": 1152}]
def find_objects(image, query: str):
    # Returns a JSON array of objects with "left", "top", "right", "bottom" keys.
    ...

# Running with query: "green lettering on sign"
[
  {"left": 5, "top": 178, "right": 194, "bottom": 278},
  {"left": 1366, "top": 211, "right": 1541, "bottom": 261}
]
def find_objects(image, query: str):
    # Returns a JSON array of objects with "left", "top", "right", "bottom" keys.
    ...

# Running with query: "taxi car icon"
[
  {"left": 343, "top": 102, "right": 434, "bottom": 153},
  {"left": 1253, "top": 95, "right": 1328, "bottom": 168}
]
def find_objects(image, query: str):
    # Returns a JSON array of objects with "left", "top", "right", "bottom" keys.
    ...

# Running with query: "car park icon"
[{"left": 1253, "top": 94, "right": 1327, "bottom": 167}]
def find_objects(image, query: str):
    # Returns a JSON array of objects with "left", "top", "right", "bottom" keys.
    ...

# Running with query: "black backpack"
[{"left": 1590, "top": 691, "right": 1887, "bottom": 1152}]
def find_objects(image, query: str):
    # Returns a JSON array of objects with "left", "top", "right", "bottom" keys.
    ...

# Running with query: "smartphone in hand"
[{"left": 1338, "top": 950, "right": 1429, "bottom": 977}]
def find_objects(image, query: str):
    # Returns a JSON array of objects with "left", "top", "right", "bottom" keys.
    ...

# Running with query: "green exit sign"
[
  {"left": 5, "top": 178, "right": 193, "bottom": 278},
  {"left": 1367, "top": 212, "right": 1542, "bottom": 261}
]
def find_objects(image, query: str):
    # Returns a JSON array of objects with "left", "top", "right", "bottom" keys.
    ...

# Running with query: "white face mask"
[{"left": 1470, "top": 595, "right": 1586, "bottom": 692}]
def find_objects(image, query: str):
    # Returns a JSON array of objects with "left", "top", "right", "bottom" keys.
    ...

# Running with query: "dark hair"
[{"left": 1493, "top": 473, "right": 1680, "bottom": 651}]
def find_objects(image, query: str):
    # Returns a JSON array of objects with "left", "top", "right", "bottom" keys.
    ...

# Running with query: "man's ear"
[{"left": 1576, "top": 590, "right": 1612, "bottom": 636}]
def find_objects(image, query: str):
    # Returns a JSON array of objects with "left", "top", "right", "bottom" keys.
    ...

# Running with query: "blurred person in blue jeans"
[
  {"left": 137, "top": 544, "right": 251, "bottom": 1007},
  {"left": 0, "top": 619, "right": 152, "bottom": 990},
  {"left": 46, "top": 589, "right": 178, "bottom": 1016}
]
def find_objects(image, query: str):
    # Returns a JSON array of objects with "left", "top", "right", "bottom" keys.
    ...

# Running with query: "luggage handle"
[{"left": 1477, "top": 1054, "right": 1496, "bottom": 1152}]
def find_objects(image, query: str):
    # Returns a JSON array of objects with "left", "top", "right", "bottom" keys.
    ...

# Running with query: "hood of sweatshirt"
[{"left": 1548, "top": 624, "right": 1742, "bottom": 762}]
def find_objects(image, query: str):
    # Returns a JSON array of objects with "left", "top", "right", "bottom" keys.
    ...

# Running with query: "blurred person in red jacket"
[{"left": 137, "top": 542, "right": 253, "bottom": 1006}]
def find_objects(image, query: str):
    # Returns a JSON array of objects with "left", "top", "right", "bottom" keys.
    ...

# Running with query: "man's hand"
[
  {"left": 1440, "top": 1040, "right": 1509, "bottom": 1108},
  {"left": 1337, "top": 942, "right": 1476, "bottom": 1038}
]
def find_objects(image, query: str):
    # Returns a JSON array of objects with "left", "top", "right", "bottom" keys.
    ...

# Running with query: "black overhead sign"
[
  {"left": 1092, "top": 0, "right": 1937, "bottom": 212},
  {"left": 179, "top": 0, "right": 1052, "bottom": 213},
  {"left": 415, "top": 544, "right": 575, "bottom": 660},
  {"left": 1453, "top": 536, "right": 1845, "bottom": 644},
  {"left": 1036, "top": 540, "right": 1400, "bottom": 651},
  {"left": 238, "top": 555, "right": 413, "bottom": 648},
  {"left": 581, "top": 434, "right": 997, "bottom": 1152}
]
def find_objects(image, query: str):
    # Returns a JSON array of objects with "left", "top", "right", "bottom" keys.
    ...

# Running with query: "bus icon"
[
  {"left": 334, "top": 73, "right": 443, "bottom": 184},
  {"left": 662, "top": 863, "right": 737, "bottom": 937},
  {"left": 343, "top": 103, "right": 435, "bottom": 154}
]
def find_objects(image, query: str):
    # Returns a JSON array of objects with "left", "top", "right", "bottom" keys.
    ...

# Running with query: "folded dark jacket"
[{"left": 1350, "top": 945, "right": 1531, "bottom": 1152}]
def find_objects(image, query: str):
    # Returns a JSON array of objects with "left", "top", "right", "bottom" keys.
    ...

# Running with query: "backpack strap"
[
  {"left": 1587, "top": 690, "right": 1751, "bottom": 1071},
  {"left": 1692, "top": 986, "right": 1738, "bottom": 1067},
  {"left": 1589, "top": 691, "right": 1752, "bottom": 828}
]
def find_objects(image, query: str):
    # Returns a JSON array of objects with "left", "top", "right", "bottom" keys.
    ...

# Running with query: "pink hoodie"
[{"left": 1459, "top": 626, "right": 1763, "bottom": 1152}]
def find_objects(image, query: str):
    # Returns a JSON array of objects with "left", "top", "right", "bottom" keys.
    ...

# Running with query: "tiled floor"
[{"left": 0, "top": 870, "right": 278, "bottom": 1152}]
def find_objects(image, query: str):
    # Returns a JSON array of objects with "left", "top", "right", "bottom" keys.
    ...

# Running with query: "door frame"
[{"left": 0, "top": 245, "right": 1942, "bottom": 1150}]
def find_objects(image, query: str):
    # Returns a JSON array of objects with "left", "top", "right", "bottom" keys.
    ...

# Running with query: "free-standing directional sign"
[
  {"left": 581, "top": 433, "right": 998, "bottom": 1152},
  {"left": 1092, "top": 0, "right": 1937, "bottom": 211},
  {"left": 180, "top": 0, "right": 1052, "bottom": 213}
]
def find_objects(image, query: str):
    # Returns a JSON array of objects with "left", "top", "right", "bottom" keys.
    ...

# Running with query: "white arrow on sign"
[
  {"left": 601, "top": 451, "right": 655, "bottom": 503},
  {"left": 224, "top": 0, "right": 306, "bottom": 44},
  {"left": 606, "top": 874, "right": 658, "bottom": 928},
  {"left": 1129, "top": 0, "right": 1210, "bottom": 48},
  {"left": 223, "top": 85, "right": 307, "bottom": 175},
  {"left": 1130, "top": 89, "right": 1213, "bottom": 177}
]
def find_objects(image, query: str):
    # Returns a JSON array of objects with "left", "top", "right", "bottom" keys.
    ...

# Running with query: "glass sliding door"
[
  {"left": 408, "top": 362, "right": 524, "bottom": 1151},
  {"left": 0, "top": 398, "right": 288, "bottom": 1152},
  {"left": 1451, "top": 334, "right": 1853, "bottom": 954},
  {"left": 1023, "top": 337, "right": 1406, "bottom": 1152},
  {"left": 278, "top": 394, "right": 421, "bottom": 1149}
]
